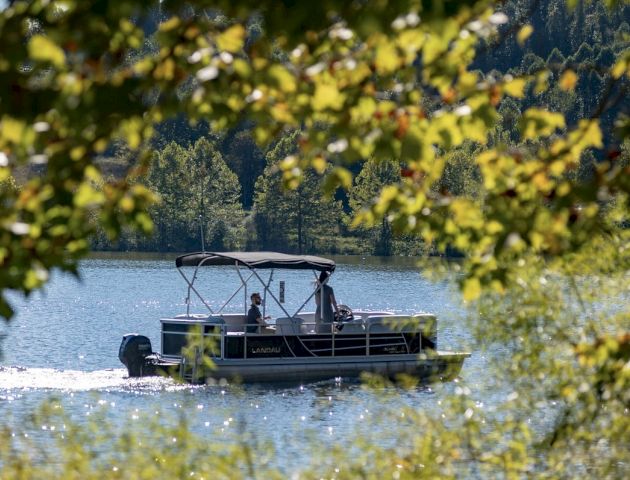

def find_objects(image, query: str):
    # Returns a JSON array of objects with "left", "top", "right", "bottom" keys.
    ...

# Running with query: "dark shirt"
[
  {"left": 315, "top": 284, "right": 334, "bottom": 323},
  {"left": 246, "top": 304, "right": 261, "bottom": 333}
]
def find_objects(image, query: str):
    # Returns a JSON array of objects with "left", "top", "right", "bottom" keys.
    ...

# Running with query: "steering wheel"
[{"left": 334, "top": 304, "right": 354, "bottom": 331}]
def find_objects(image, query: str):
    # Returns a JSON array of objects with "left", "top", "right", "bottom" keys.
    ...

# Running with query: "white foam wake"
[{"left": 0, "top": 366, "right": 186, "bottom": 392}]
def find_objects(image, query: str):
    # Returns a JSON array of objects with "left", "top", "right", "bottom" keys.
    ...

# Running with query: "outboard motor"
[{"left": 119, "top": 334, "right": 155, "bottom": 377}]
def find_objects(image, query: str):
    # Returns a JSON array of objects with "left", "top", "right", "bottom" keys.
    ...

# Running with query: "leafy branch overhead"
[{"left": 0, "top": 0, "right": 628, "bottom": 318}]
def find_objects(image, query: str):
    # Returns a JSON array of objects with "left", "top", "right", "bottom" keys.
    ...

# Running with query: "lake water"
[{"left": 0, "top": 255, "right": 491, "bottom": 473}]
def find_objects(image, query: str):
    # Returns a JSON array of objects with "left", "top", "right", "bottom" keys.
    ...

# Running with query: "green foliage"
[
  {"left": 253, "top": 131, "right": 344, "bottom": 253},
  {"left": 1, "top": 400, "right": 284, "bottom": 479},
  {"left": 347, "top": 158, "right": 401, "bottom": 255},
  {"left": 144, "top": 137, "right": 245, "bottom": 251},
  {"left": 0, "top": 0, "right": 629, "bottom": 477},
  {"left": 222, "top": 129, "right": 266, "bottom": 209}
]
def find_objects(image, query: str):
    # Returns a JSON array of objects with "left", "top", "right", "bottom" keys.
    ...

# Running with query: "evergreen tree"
[
  {"left": 572, "top": 42, "right": 594, "bottom": 65},
  {"left": 190, "top": 137, "right": 245, "bottom": 251},
  {"left": 222, "top": 129, "right": 266, "bottom": 209},
  {"left": 348, "top": 158, "right": 400, "bottom": 256},
  {"left": 145, "top": 138, "right": 244, "bottom": 251},
  {"left": 254, "top": 131, "right": 344, "bottom": 253},
  {"left": 546, "top": 47, "right": 566, "bottom": 67},
  {"left": 146, "top": 142, "right": 192, "bottom": 250},
  {"left": 438, "top": 147, "right": 483, "bottom": 198}
]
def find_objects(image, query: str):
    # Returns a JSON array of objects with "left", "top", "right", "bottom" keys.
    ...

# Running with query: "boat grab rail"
[{"left": 164, "top": 314, "right": 431, "bottom": 360}]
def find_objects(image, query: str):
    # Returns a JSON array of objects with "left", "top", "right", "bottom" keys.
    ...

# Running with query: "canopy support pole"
[
  {"left": 250, "top": 268, "right": 291, "bottom": 318},
  {"left": 177, "top": 267, "right": 215, "bottom": 314},
  {"left": 292, "top": 270, "right": 321, "bottom": 317},
  {"left": 232, "top": 265, "right": 255, "bottom": 315}
]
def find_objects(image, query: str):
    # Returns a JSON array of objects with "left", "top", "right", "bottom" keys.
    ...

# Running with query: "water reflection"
[{"left": 1, "top": 366, "right": 466, "bottom": 472}]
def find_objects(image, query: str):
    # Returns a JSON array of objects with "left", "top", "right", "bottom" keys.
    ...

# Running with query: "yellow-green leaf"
[
  {"left": 503, "top": 78, "right": 527, "bottom": 98},
  {"left": 375, "top": 42, "right": 399, "bottom": 75},
  {"left": 28, "top": 35, "right": 66, "bottom": 69},
  {"left": 268, "top": 65, "right": 297, "bottom": 93},
  {"left": 312, "top": 82, "right": 345, "bottom": 111},
  {"left": 330, "top": 166, "right": 352, "bottom": 190},
  {"left": 534, "top": 71, "right": 549, "bottom": 94},
  {"left": 312, "top": 156, "right": 327, "bottom": 174},
  {"left": 463, "top": 277, "right": 481, "bottom": 301},
  {"left": 519, "top": 108, "right": 565, "bottom": 140},
  {"left": 1, "top": 117, "right": 26, "bottom": 143},
  {"left": 486, "top": 220, "right": 504, "bottom": 235},
  {"left": 216, "top": 24, "right": 245, "bottom": 53},
  {"left": 517, "top": 25, "right": 533, "bottom": 46},
  {"left": 158, "top": 17, "right": 181, "bottom": 32},
  {"left": 611, "top": 56, "right": 629, "bottom": 79},
  {"left": 74, "top": 183, "right": 105, "bottom": 208}
]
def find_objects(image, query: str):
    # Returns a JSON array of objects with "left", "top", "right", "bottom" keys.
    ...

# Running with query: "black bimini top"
[{"left": 175, "top": 251, "right": 335, "bottom": 272}]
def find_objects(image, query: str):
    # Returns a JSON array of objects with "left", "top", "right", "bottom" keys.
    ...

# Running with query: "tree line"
[
  {"left": 90, "top": 0, "right": 628, "bottom": 256},
  {"left": 92, "top": 127, "right": 413, "bottom": 255}
]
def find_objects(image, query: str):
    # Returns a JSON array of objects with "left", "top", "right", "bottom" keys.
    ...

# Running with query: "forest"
[{"left": 85, "top": 0, "right": 629, "bottom": 256}]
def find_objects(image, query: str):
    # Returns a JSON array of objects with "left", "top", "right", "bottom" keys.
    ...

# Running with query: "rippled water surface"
[{"left": 0, "top": 255, "right": 488, "bottom": 472}]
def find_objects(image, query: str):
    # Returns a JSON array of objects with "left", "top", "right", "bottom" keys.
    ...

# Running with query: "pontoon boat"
[{"left": 118, "top": 252, "right": 470, "bottom": 383}]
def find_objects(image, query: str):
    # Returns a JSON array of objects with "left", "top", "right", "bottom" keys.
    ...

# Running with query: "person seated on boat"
[
  {"left": 247, "top": 292, "right": 270, "bottom": 333},
  {"left": 314, "top": 271, "right": 339, "bottom": 334}
]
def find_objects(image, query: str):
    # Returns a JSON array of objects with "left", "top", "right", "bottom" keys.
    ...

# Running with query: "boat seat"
[
  {"left": 220, "top": 314, "right": 248, "bottom": 333},
  {"left": 338, "top": 318, "right": 365, "bottom": 334},
  {"left": 275, "top": 317, "right": 304, "bottom": 335},
  {"left": 366, "top": 315, "right": 416, "bottom": 333},
  {"left": 301, "top": 322, "right": 317, "bottom": 334},
  {"left": 205, "top": 316, "right": 226, "bottom": 325}
]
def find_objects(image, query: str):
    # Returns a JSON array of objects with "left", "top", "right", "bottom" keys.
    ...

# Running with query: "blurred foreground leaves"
[{"left": 0, "top": 0, "right": 629, "bottom": 477}]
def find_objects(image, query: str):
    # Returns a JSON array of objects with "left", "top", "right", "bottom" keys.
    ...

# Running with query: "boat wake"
[{"left": 0, "top": 366, "right": 189, "bottom": 393}]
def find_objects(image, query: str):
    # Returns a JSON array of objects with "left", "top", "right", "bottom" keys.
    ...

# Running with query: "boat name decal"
[{"left": 251, "top": 346, "right": 281, "bottom": 354}]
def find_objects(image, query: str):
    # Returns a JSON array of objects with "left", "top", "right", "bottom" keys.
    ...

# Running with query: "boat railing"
[{"left": 167, "top": 315, "right": 434, "bottom": 360}]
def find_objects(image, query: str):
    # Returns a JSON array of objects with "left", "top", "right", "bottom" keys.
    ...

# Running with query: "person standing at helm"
[{"left": 315, "top": 271, "right": 339, "bottom": 333}]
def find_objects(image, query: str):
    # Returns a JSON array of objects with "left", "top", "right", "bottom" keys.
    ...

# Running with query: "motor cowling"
[{"left": 119, "top": 334, "right": 154, "bottom": 377}]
